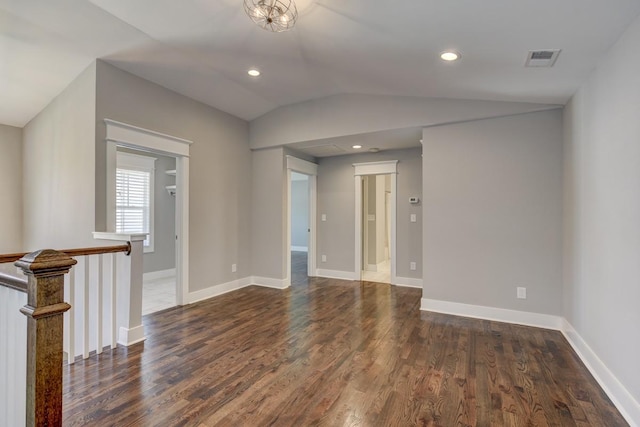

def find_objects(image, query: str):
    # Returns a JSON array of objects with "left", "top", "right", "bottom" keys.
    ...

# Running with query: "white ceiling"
[{"left": 2, "top": 0, "right": 640, "bottom": 131}]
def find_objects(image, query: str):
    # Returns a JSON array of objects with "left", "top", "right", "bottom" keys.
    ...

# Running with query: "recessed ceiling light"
[
  {"left": 352, "top": 145, "right": 362, "bottom": 149},
  {"left": 247, "top": 69, "right": 261, "bottom": 77},
  {"left": 440, "top": 51, "right": 460, "bottom": 61}
]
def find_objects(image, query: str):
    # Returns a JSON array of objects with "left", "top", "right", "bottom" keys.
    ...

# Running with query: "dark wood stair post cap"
[
  {"left": 16, "top": 249, "right": 77, "bottom": 316},
  {"left": 15, "top": 249, "right": 78, "bottom": 277}
]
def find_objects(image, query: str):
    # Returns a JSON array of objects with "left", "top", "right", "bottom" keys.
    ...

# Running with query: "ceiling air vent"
[{"left": 525, "top": 49, "right": 561, "bottom": 67}]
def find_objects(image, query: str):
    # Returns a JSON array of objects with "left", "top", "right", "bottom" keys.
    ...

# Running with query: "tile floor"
[
  {"left": 361, "top": 259, "right": 391, "bottom": 284},
  {"left": 142, "top": 276, "right": 176, "bottom": 315}
]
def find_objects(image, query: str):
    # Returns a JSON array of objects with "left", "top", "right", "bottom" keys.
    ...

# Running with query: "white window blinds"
[{"left": 116, "top": 152, "right": 155, "bottom": 251}]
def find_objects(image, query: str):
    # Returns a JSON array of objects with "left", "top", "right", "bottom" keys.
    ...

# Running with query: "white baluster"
[
  {"left": 97, "top": 254, "right": 103, "bottom": 355},
  {"left": 83, "top": 256, "right": 90, "bottom": 359},
  {"left": 63, "top": 274, "right": 69, "bottom": 362},
  {"left": 68, "top": 266, "right": 76, "bottom": 364},
  {"left": 111, "top": 253, "right": 118, "bottom": 350}
]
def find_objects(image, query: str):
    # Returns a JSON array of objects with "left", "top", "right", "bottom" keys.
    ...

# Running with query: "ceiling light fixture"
[
  {"left": 352, "top": 145, "right": 362, "bottom": 149},
  {"left": 248, "top": 69, "right": 261, "bottom": 77},
  {"left": 244, "top": 0, "right": 298, "bottom": 32},
  {"left": 440, "top": 51, "right": 460, "bottom": 61}
]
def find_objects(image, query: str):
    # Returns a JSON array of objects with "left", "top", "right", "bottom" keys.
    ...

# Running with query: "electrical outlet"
[
  {"left": 517, "top": 287, "right": 527, "bottom": 299},
  {"left": 410, "top": 262, "right": 416, "bottom": 271},
  {"left": 321, "top": 254, "right": 327, "bottom": 262},
  {"left": 410, "top": 214, "right": 417, "bottom": 223},
  {"left": 321, "top": 214, "right": 327, "bottom": 221},
  {"left": 231, "top": 264, "right": 237, "bottom": 273}
]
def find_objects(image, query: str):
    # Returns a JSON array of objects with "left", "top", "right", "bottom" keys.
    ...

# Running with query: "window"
[{"left": 116, "top": 152, "right": 156, "bottom": 252}]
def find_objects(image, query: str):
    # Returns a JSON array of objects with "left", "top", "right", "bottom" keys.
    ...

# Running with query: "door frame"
[
  {"left": 286, "top": 156, "right": 318, "bottom": 285},
  {"left": 354, "top": 161, "right": 398, "bottom": 284},
  {"left": 104, "top": 119, "right": 192, "bottom": 305}
]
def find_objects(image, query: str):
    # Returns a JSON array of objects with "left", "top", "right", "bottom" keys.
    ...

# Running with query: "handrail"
[
  {"left": 0, "top": 271, "right": 28, "bottom": 293},
  {"left": 0, "top": 243, "right": 131, "bottom": 264}
]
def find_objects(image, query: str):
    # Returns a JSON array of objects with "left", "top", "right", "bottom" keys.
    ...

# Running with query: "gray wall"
[
  {"left": 251, "top": 147, "right": 286, "bottom": 279},
  {"left": 22, "top": 62, "right": 97, "bottom": 250},
  {"left": 250, "top": 94, "right": 558, "bottom": 149},
  {"left": 422, "top": 109, "right": 563, "bottom": 315},
  {"left": 0, "top": 124, "right": 23, "bottom": 252},
  {"left": 563, "top": 13, "right": 640, "bottom": 404},
  {"left": 118, "top": 148, "right": 176, "bottom": 274},
  {"left": 317, "top": 147, "right": 422, "bottom": 279},
  {"left": 95, "top": 61, "right": 251, "bottom": 292},
  {"left": 291, "top": 175, "right": 309, "bottom": 249}
]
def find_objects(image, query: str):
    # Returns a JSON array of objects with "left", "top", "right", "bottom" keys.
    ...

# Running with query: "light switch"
[
  {"left": 517, "top": 287, "right": 527, "bottom": 299},
  {"left": 410, "top": 214, "right": 417, "bottom": 223}
]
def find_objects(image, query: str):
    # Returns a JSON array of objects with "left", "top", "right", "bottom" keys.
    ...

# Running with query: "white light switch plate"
[{"left": 517, "top": 287, "right": 526, "bottom": 299}]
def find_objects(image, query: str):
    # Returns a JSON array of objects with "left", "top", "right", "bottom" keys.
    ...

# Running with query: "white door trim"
[
  {"left": 105, "top": 119, "right": 192, "bottom": 306},
  {"left": 286, "top": 156, "right": 318, "bottom": 284},
  {"left": 353, "top": 161, "right": 398, "bottom": 284}
]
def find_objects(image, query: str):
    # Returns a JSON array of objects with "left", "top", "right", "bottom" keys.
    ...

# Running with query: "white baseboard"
[
  {"left": 420, "top": 298, "right": 562, "bottom": 330},
  {"left": 561, "top": 319, "right": 640, "bottom": 427},
  {"left": 315, "top": 269, "right": 359, "bottom": 280},
  {"left": 118, "top": 325, "right": 146, "bottom": 347},
  {"left": 291, "top": 246, "right": 308, "bottom": 252},
  {"left": 185, "top": 276, "right": 291, "bottom": 304},
  {"left": 251, "top": 276, "right": 290, "bottom": 289},
  {"left": 143, "top": 268, "right": 176, "bottom": 282},
  {"left": 187, "top": 277, "right": 253, "bottom": 304},
  {"left": 394, "top": 277, "right": 423, "bottom": 288}
]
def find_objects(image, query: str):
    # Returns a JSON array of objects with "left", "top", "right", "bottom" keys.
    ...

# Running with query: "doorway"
[
  {"left": 115, "top": 147, "right": 178, "bottom": 315},
  {"left": 105, "top": 119, "right": 192, "bottom": 307},
  {"left": 290, "top": 172, "right": 310, "bottom": 284},
  {"left": 361, "top": 174, "right": 392, "bottom": 283},
  {"left": 286, "top": 156, "right": 318, "bottom": 286},
  {"left": 353, "top": 160, "right": 398, "bottom": 284}
]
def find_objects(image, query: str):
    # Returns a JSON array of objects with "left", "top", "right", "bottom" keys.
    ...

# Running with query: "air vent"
[{"left": 525, "top": 49, "right": 561, "bottom": 67}]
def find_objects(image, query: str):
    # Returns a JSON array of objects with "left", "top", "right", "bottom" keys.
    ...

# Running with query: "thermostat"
[{"left": 409, "top": 197, "right": 420, "bottom": 204}]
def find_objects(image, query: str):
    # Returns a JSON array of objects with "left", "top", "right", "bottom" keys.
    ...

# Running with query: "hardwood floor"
[{"left": 63, "top": 254, "right": 627, "bottom": 426}]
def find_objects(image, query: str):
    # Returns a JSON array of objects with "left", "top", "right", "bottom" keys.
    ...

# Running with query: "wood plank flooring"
[{"left": 63, "top": 253, "right": 627, "bottom": 426}]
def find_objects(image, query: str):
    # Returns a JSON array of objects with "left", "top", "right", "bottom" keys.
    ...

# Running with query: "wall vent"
[{"left": 525, "top": 49, "right": 561, "bottom": 67}]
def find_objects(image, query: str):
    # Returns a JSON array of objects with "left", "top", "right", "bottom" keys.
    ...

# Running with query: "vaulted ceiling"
[{"left": 2, "top": 0, "right": 640, "bottom": 129}]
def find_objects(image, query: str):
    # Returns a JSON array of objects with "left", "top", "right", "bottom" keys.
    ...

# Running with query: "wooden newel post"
[{"left": 15, "top": 249, "right": 77, "bottom": 427}]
